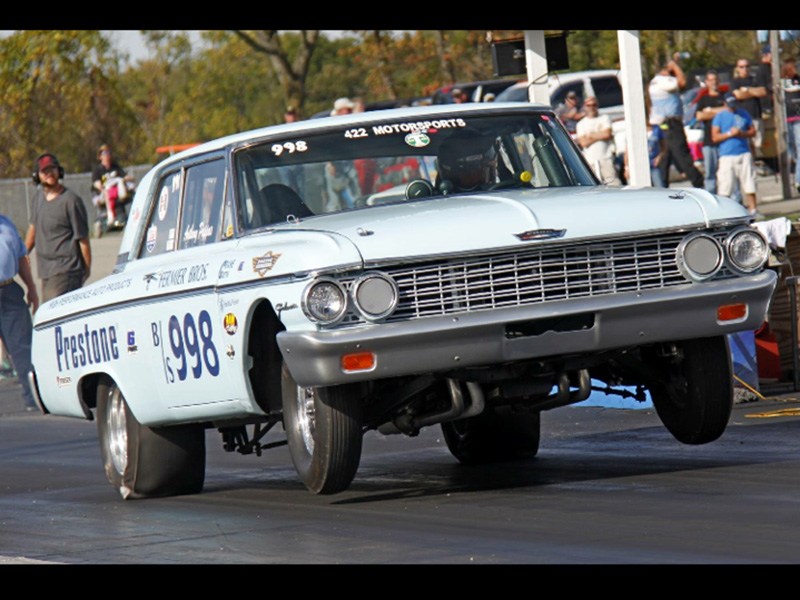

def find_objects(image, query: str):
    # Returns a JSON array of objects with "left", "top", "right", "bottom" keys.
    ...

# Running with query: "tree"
[
  {"left": 0, "top": 30, "right": 139, "bottom": 178},
  {"left": 231, "top": 30, "right": 319, "bottom": 119}
]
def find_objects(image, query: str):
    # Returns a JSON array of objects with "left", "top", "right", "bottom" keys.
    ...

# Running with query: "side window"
[
  {"left": 139, "top": 171, "right": 182, "bottom": 258},
  {"left": 179, "top": 159, "right": 226, "bottom": 250},
  {"left": 592, "top": 76, "right": 623, "bottom": 109}
]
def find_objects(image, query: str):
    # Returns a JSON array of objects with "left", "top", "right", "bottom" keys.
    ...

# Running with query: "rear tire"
[
  {"left": 96, "top": 377, "right": 206, "bottom": 499},
  {"left": 647, "top": 336, "right": 733, "bottom": 445},
  {"left": 441, "top": 406, "right": 541, "bottom": 464},
  {"left": 282, "top": 364, "right": 363, "bottom": 494}
]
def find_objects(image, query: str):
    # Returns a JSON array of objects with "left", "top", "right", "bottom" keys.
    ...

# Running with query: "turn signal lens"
[
  {"left": 717, "top": 303, "right": 747, "bottom": 322},
  {"left": 341, "top": 352, "right": 375, "bottom": 372}
]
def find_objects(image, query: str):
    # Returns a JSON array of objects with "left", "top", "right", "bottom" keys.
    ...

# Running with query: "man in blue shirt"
[
  {"left": 712, "top": 93, "right": 761, "bottom": 217},
  {"left": 0, "top": 214, "right": 39, "bottom": 410}
]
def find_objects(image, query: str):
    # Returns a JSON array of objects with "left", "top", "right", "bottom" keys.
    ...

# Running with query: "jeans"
[
  {"left": 0, "top": 282, "right": 35, "bottom": 407},
  {"left": 702, "top": 145, "right": 718, "bottom": 194},
  {"left": 788, "top": 119, "right": 800, "bottom": 185}
]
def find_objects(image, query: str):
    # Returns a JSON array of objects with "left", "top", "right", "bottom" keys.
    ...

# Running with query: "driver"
[{"left": 437, "top": 130, "right": 498, "bottom": 192}]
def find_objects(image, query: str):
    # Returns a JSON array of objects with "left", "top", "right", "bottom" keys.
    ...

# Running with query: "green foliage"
[
  {"left": 0, "top": 30, "right": 141, "bottom": 177},
  {"left": 0, "top": 29, "right": 785, "bottom": 179}
]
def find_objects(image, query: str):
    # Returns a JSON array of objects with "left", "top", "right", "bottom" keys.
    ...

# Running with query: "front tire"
[
  {"left": 646, "top": 336, "right": 733, "bottom": 445},
  {"left": 441, "top": 405, "right": 541, "bottom": 464},
  {"left": 96, "top": 378, "right": 206, "bottom": 499},
  {"left": 282, "top": 364, "right": 363, "bottom": 494}
]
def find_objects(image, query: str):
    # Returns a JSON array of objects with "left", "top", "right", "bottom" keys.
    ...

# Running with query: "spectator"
[
  {"left": 648, "top": 56, "right": 705, "bottom": 188},
  {"left": 757, "top": 45, "right": 774, "bottom": 115},
  {"left": 711, "top": 93, "right": 762, "bottom": 217},
  {"left": 781, "top": 58, "right": 800, "bottom": 194},
  {"left": 731, "top": 57, "right": 768, "bottom": 154},
  {"left": 647, "top": 114, "right": 668, "bottom": 188},
  {"left": 284, "top": 106, "right": 299, "bottom": 123},
  {"left": 352, "top": 98, "right": 366, "bottom": 113},
  {"left": 576, "top": 96, "right": 621, "bottom": 185},
  {"left": 25, "top": 154, "right": 92, "bottom": 301},
  {"left": 695, "top": 70, "right": 727, "bottom": 193},
  {"left": 331, "top": 97, "right": 355, "bottom": 116},
  {"left": 555, "top": 91, "right": 585, "bottom": 134},
  {"left": 0, "top": 212, "right": 39, "bottom": 410},
  {"left": 451, "top": 87, "right": 469, "bottom": 104},
  {"left": 91, "top": 144, "right": 134, "bottom": 232}
]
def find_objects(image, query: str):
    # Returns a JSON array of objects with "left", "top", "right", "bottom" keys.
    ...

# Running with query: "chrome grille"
[{"left": 372, "top": 231, "right": 733, "bottom": 322}]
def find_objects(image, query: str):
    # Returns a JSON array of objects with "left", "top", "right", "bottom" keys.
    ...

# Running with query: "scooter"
[{"left": 92, "top": 176, "right": 135, "bottom": 238}]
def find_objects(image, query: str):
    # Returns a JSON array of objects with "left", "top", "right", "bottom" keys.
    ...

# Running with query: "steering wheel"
[
  {"left": 405, "top": 179, "right": 435, "bottom": 200},
  {"left": 489, "top": 171, "right": 533, "bottom": 191}
]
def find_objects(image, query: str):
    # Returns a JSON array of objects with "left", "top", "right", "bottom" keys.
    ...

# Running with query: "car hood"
[{"left": 270, "top": 186, "right": 747, "bottom": 264}]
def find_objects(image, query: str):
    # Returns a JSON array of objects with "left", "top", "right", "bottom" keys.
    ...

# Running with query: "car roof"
[{"left": 157, "top": 102, "right": 552, "bottom": 166}]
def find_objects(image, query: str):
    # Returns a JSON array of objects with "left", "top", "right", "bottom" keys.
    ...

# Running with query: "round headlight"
[
  {"left": 678, "top": 233, "right": 723, "bottom": 281},
  {"left": 725, "top": 228, "right": 768, "bottom": 273},
  {"left": 352, "top": 272, "right": 398, "bottom": 321},
  {"left": 303, "top": 279, "right": 347, "bottom": 324}
]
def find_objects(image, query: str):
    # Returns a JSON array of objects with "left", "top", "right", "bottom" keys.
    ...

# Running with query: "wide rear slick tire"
[
  {"left": 96, "top": 377, "right": 206, "bottom": 499},
  {"left": 441, "top": 406, "right": 541, "bottom": 465},
  {"left": 282, "top": 364, "right": 363, "bottom": 494},
  {"left": 647, "top": 336, "right": 733, "bottom": 445}
]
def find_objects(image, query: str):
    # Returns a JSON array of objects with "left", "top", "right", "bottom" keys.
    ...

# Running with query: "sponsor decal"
[
  {"left": 226, "top": 344, "right": 235, "bottom": 359},
  {"left": 56, "top": 375, "right": 72, "bottom": 388},
  {"left": 514, "top": 228, "right": 567, "bottom": 241},
  {"left": 405, "top": 131, "right": 431, "bottom": 148},
  {"left": 372, "top": 118, "right": 467, "bottom": 137},
  {"left": 55, "top": 323, "right": 120, "bottom": 372},
  {"left": 223, "top": 313, "right": 238, "bottom": 335},
  {"left": 127, "top": 330, "right": 138, "bottom": 355},
  {"left": 158, "top": 186, "right": 170, "bottom": 221},
  {"left": 218, "top": 259, "right": 236, "bottom": 280},
  {"left": 252, "top": 251, "right": 281, "bottom": 277},
  {"left": 146, "top": 225, "right": 157, "bottom": 253}
]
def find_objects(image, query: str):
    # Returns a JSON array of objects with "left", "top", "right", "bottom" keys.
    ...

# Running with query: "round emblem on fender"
[{"left": 223, "top": 313, "right": 238, "bottom": 335}]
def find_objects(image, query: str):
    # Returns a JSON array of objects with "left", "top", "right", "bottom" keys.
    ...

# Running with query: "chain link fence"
[{"left": 0, "top": 164, "right": 153, "bottom": 237}]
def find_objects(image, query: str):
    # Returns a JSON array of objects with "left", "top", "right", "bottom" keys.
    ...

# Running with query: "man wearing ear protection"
[{"left": 24, "top": 153, "right": 92, "bottom": 302}]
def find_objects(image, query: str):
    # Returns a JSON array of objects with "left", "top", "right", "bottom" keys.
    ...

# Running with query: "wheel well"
[{"left": 246, "top": 299, "right": 285, "bottom": 415}]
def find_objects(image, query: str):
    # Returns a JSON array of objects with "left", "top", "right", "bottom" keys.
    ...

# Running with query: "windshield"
[{"left": 234, "top": 111, "right": 598, "bottom": 230}]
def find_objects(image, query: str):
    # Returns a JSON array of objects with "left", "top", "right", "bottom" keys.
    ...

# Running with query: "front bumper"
[{"left": 278, "top": 270, "right": 777, "bottom": 388}]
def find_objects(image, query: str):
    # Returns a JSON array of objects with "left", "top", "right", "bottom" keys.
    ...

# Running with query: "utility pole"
[{"left": 770, "top": 30, "right": 794, "bottom": 199}]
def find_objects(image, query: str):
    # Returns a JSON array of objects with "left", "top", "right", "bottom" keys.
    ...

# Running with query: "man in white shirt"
[{"left": 576, "top": 96, "right": 621, "bottom": 185}]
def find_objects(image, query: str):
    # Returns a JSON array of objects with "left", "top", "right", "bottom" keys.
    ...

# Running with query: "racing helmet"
[{"left": 438, "top": 129, "right": 497, "bottom": 191}]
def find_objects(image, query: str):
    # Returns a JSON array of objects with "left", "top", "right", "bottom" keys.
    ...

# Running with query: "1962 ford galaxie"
[{"left": 29, "top": 103, "right": 776, "bottom": 497}]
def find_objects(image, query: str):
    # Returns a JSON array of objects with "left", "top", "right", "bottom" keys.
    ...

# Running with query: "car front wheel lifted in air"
[
  {"left": 646, "top": 336, "right": 734, "bottom": 445},
  {"left": 282, "top": 364, "right": 363, "bottom": 494}
]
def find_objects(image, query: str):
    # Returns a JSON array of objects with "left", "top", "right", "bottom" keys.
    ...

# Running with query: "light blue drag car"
[{"left": 29, "top": 104, "right": 776, "bottom": 497}]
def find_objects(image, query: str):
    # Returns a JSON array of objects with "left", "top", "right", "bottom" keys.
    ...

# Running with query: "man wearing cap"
[
  {"left": 331, "top": 97, "right": 355, "bottom": 116},
  {"left": 24, "top": 153, "right": 92, "bottom": 301},
  {"left": 0, "top": 212, "right": 39, "bottom": 410},
  {"left": 711, "top": 94, "right": 761, "bottom": 217},
  {"left": 555, "top": 91, "right": 585, "bottom": 134}
]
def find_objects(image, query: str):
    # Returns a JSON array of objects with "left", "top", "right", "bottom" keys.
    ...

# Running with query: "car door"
[{"left": 131, "top": 155, "right": 244, "bottom": 420}]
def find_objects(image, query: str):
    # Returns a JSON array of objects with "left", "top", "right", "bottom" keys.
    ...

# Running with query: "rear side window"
[
  {"left": 139, "top": 171, "right": 181, "bottom": 258},
  {"left": 591, "top": 76, "right": 622, "bottom": 109}
]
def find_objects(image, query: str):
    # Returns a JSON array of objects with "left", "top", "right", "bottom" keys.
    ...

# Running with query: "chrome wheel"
[
  {"left": 106, "top": 386, "right": 128, "bottom": 476},
  {"left": 296, "top": 386, "right": 316, "bottom": 455}
]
